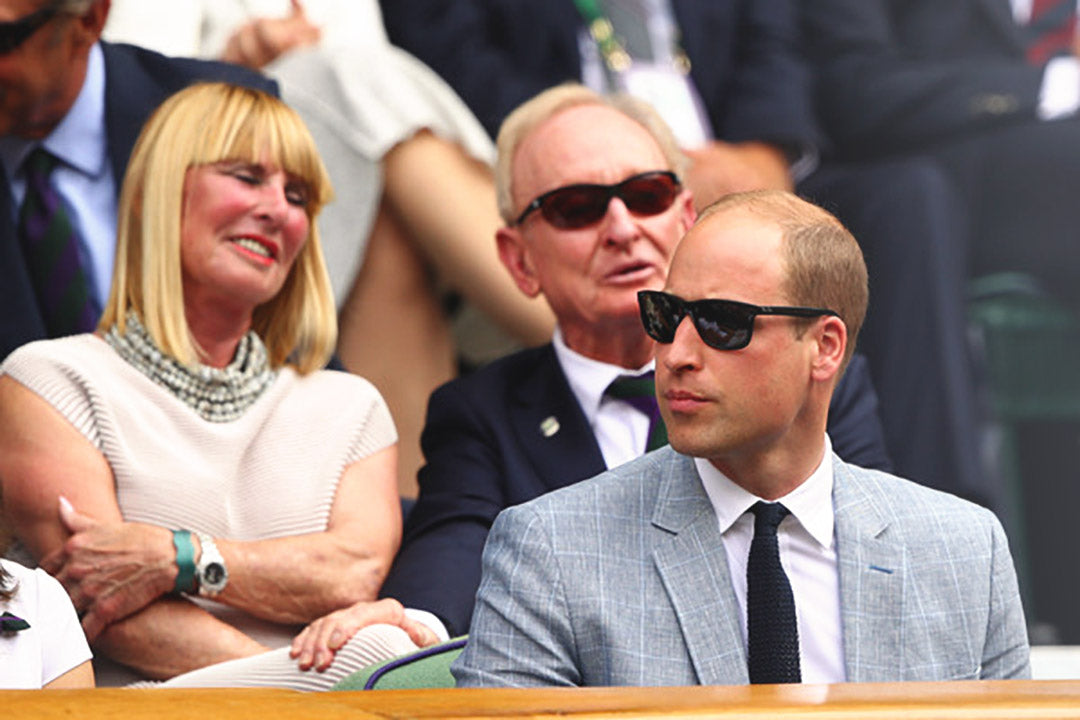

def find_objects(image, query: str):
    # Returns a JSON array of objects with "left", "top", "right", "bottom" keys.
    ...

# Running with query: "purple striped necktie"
[
  {"left": 17, "top": 148, "right": 98, "bottom": 338},
  {"left": 605, "top": 371, "right": 668, "bottom": 452}
]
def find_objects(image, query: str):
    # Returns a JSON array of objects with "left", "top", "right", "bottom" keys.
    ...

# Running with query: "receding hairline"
[
  {"left": 513, "top": 102, "right": 669, "bottom": 181},
  {"left": 495, "top": 83, "right": 689, "bottom": 223}
]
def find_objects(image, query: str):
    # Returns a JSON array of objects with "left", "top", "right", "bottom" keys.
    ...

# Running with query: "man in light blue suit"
[{"left": 454, "top": 189, "right": 1030, "bottom": 687}]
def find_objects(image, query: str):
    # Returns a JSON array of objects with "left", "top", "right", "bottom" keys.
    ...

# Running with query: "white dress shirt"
[
  {"left": 0, "top": 43, "right": 116, "bottom": 309},
  {"left": 552, "top": 327, "right": 656, "bottom": 469},
  {"left": 696, "top": 435, "right": 846, "bottom": 684}
]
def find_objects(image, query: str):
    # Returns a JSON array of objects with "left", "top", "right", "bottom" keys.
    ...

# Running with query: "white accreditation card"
[{"left": 619, "top": 62, "right": 712, "bottom": 149}]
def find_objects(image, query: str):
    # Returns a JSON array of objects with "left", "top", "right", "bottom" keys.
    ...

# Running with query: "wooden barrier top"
[{"left": 4, "top": 680, "right": 1080, "bottom": 719}]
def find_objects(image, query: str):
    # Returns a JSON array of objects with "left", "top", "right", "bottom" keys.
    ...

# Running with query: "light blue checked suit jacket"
[{"left": 453, "top": 447, "right": 1030, "bottom": 686}]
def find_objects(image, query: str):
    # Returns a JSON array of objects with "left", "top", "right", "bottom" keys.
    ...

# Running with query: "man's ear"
[
  {"left": 678, "top": 189, "right": 697, "bottom": 234},
  {"left": 496, "top": 226, "right": 542, "bottom": 298},
  {"left": 76, "top": 0, "right": 111, "bottom": 43},
  {"left": 810, "top": 315, "right": 847, "bottom": 383}
]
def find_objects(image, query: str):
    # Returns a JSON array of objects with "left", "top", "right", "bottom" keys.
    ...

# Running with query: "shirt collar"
[
  {"left": 0, "top": 43, "right": 107, "bottom": 179},
  {"left": 696, "top": 434, "right": 836, "bottom": 549},
  {"left": 47, "top": 42, "right": 108, "bottom": 178},
  {"left": 552, "top": 325, "right": 654, "bottom": 427}
]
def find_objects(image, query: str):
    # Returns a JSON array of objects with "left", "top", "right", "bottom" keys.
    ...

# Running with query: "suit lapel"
[
  {"left": 833, "top": 458, "right": 906, "bottom": 682},
  {"left": 508, "top": 346, "right": 606, "bottom": 492},
  {"left": 101, "top": 43, "right": 155, "bottom": 185},
  {"left": 651, "top": 453, "right": 749, "bottom": 685}
]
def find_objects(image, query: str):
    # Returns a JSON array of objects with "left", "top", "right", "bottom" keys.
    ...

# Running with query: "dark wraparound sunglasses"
[
  {"left": 0, "top": 5, "right": 59, "bottom": 54},
  {"left": 638, "top": 290, "right": 839, "bottom": 351},
  {"left": 512, "top": 170, "right": 681, "bottom": 229}
]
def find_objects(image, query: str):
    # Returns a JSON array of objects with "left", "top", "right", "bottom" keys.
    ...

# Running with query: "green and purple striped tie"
[
  {"left": 605, "top": 371, "right": 668, "bottom": 452},
  {"left": 17, "top": 148, "right": 98, "bottom": 338}
]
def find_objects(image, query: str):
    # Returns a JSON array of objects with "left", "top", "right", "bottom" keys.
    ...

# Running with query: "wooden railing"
[{"left": 5, "top": 680, "right": 1080, "bottom": 719}]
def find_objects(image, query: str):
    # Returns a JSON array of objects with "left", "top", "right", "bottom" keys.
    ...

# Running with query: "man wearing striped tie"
[{"left": 378, "top": 84, "right": 893, "bottom": 639}]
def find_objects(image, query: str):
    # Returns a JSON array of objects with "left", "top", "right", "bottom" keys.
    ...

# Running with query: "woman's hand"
[
  {"left": 40, "top": 497, "right": 176, "bottom": 641},
  {"left": 289, "top": 598, "right": 440, "bottom": 672},
  {"left": 220, "top": 0, "right": 321, "bottom": 69}
]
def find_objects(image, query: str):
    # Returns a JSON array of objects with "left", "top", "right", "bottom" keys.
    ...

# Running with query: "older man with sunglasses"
[
  {"left": 379, "top": 84, "right": 893, "bottom": 638},
  {"left": 454, "top": 187, "right": 1030, "bottom": 688}
]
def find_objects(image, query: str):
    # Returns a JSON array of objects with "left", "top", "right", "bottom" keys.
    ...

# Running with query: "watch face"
[{"left": 203, "top": 563, "right": 226, "bottom": 587}]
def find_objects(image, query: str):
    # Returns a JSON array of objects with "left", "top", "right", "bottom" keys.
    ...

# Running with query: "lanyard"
[
  {"left": 573, "top": 0, "right": 631, "bottom": 72},
  {"left": 572, "top": 0, "right": 691, "bottom": 75}
]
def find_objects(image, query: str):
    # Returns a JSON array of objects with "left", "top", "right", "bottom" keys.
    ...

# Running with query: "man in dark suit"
[
  {"left": 802, "top": 0, "right": 1080, "bottom": 308},
  {"left": 379, "top": 85, "right": 893, "bottom": 636},
  {"left": 379, "top": 0, "right": 998, "bottom": 534},
  {"left": 0, "top": 0, "right": 277, "bottom": 362}
]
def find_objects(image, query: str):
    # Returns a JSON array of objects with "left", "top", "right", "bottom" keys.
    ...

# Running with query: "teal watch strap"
[{"left": 172, "top": 529, "right": 196, "bottom": 594}]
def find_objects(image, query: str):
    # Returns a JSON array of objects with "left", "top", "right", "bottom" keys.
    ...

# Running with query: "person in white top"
[
  {"left": 0, "top": 82, "right": 441, "bottom": 689},
  {"left": 0, "top": 532, "right": 93, "bottom": 689}
]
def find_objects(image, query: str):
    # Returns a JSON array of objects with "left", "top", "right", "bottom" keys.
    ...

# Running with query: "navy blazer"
[
  {"left": 381, "top": 0, "right": 819, "bottom": 152},
  {"left": 0, "top": 42, "right": 277, "bottom": 361},
  {"left": 381, "top": 346, "right": 892, "bottom": 635},
  {"left": 802, "top": 0, "right": 1046, "bottom": 158}
]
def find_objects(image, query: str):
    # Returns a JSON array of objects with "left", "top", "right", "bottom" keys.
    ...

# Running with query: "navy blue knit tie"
[
  {"left": 747, "top": 501, "right": 801, "bottom": 684},
  {"left": 605, "top": 372, "right": 667, "bottom": 451}
]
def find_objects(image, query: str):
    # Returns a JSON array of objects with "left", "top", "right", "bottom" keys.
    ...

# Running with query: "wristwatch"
[{"left": 194, "top": 532, "right": 228, "bottom": 597}]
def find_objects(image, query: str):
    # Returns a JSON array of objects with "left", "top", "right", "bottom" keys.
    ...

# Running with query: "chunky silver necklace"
[{"left": 105, "top": 313, "right": 276, "bottom": 422}]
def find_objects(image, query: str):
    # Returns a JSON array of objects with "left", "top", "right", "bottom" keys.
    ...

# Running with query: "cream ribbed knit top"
[{"left": 1, "top": 334, "right": 397, "bottom": 681}]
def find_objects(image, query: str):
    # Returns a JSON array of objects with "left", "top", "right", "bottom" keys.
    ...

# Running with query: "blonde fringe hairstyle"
[
  {"left": 494, "top": 83, "right": 690, "bottom": 225},
  {"left": 698, "top": 190, "right": 869, "bottom": 371},
  {"left": 98, "top": 82, "right": 336, "bottom": 374}
]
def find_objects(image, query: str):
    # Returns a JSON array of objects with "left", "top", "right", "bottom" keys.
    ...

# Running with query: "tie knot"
[
  {"left": 605, "top": 372, "right": 655, "bottom": 400},
  {"left": 23, "top": 147, "right": 59, "bottom": 180},
  {"left": 750, "top": 501, "right": 790, "bottom": 535}
]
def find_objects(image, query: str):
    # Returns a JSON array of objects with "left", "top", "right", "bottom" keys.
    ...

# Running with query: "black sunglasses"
[
  {"left": 0, "top": 5, "right": 59, "bottom": 54},
  {"left": 638, "top": 290, "right": 839, "bottom": 351},
  {"left": 512, "top": 170, "right": 681, "bottom": 229}
]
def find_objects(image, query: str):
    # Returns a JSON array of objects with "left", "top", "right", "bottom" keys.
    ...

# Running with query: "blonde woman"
[{"left": 0, "top": 83, "right": 438, "bottom": 689}]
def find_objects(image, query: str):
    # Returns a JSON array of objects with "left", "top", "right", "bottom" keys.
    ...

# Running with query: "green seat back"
[{"left": 331, "top": 636, "right": 467, "bottom": 691}]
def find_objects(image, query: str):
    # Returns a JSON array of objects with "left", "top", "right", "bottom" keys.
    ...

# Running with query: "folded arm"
[{"left": 0, "top": 375, "right": 402, "bottom": 675}]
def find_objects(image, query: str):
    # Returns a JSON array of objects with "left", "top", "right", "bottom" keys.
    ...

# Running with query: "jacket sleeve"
[
  {"left": 692, "top": 0, "right": 820, "bottom": 152},
  {"left": 801, "top": 0, "right": 1044, "bottom": 158},
  {"left": 379, "top": 380, "right": 508, "bottom": 636},
  {"left": 980, "top": 512, "right": 1032, "bottom": 679},
  {"left": 451, "top": 504, "right": 582, "bottom": 687}
]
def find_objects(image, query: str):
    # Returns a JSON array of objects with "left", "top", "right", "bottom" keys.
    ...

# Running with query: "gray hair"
[{"left": 494, "top": 83, "right": 690, "bottom": 224}]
